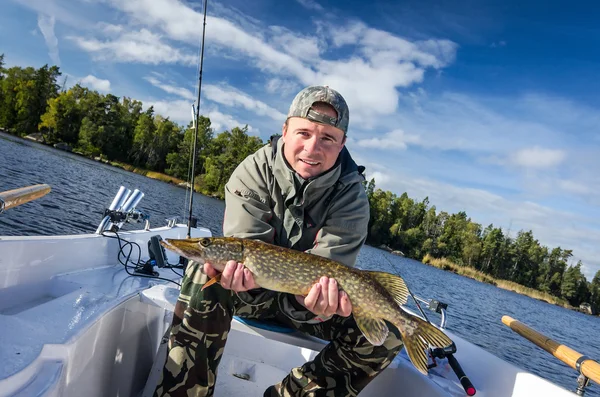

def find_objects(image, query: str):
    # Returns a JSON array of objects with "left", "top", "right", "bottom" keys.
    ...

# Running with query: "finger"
[
  {"left": 204, "top": 262, "right": 219, "bottom": 278},
  {"left": 337, "top": 291, "right": 352, "bottom": 317},
  {"left": 243, "top": 268, "right": 259, "bottom": 290},
  {"left": 231, "top": 263, "right": 245, "bottom": 291},
  {"left": 220, "top": 260, "right": 237, "bottom": 289},
  {"left": 327, "top": 278, "right": 339, "bottom": 316},
  {"left": 303, "top": 283, "right": 322, "bottom": 312},
  {"left": 318, "top": 277, "right": 329, "bottom": 314}
]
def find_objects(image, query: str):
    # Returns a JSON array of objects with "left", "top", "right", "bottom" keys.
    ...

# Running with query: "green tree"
[
  {"left": 16, "top": 65, "right": 61, "bottom": 136},
  {"left": 462, "top": 221, "right": 482, "bottom": 267},
  {"left": 590, "top": 271, "right": 600, "bottom": 314},
  {"left": 561, "top": 261, "right": 589, "bottom": 306},
  {"left": 39, "top": 89, "right": 82, "bottom": 144},
  {"left": 147, "top": 116, "right": 181, "bottom": 172},
  {"left": 0, "top": 54, "right": 5, "bottom": 119},
  {"left": 437, "top": 211, "right": 469, "bottom": 263},
  {"left": 131, "top": 107, "right": 157, "bottom": 166},
  {"left": 203, "top": 126, "right": 263, "bottom": 197},
  {"left": 166, "top": 117, "right": 213, "bottom": 179}
]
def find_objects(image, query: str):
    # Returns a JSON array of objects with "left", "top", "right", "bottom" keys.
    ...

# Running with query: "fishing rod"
[
  {"left": 381, "top": 252, "right": 476, "bottom": 396},
  {"left": 187, "top": 0, "right": 209, "bottom": 238}
]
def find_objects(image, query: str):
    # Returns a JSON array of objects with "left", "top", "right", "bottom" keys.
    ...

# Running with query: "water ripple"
[{"left": 1, "top": 134, "right": 598, "bottom": 396}]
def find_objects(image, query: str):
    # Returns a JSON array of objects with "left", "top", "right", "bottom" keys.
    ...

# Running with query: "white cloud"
[
  {"left": 144, "top": 76, "right": 195, "bottom": 101},
  {"left": 146, "top": 99, "right": 194, "bottom": 125},
  {"left": 265, "top": 78, "right": 300, "bottom": 96},
  {"left": 203, "top": 85, "right": 286, "bottom": 121},
  {"left": 37, "top": 14, "right": 60, "bottom": 66},
  {"left": 268, "top": 26, "right": 324, "bottom": 59},
  {"left": 68, "top": 28, "right": 197, "bottom": 65},
  {"left": 103, "top": 0, "right": 457, "bottom": 127},
  {"left": 295, "top": 0, "right": 324, "bottom": 11},
  {"left": 146, "top": 99, "right": 256, "bottom": 134},
  {"left": 144, "top": 75, "right": 286, "bottom": 121},
  {"left": 78, "top": 75, "right": 111, "bottom": 92},
  {"left": 511, "top": 146, "right": 566, "bottom": 168},
  {"left": 206, "top": 109, "right": 257, "bottom": 135},
  {"left": 356, "top": 129, "right": 421, "bottom": 150}
]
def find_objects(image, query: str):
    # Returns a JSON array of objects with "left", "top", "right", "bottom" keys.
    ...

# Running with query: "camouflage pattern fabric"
[
  {"left": 153, "top": 261, "right": 404, "bottom": 397},
  {"left": 287, "top": 85, "right": 350, "bottom": 134}
]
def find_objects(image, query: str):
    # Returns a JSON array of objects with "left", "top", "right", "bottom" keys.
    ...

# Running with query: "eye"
[{"left": 199, "top": 238, "right": 211, "bottom": 247}]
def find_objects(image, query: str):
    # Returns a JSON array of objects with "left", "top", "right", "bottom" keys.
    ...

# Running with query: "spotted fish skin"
[{"left": 161, "top": 236, "right": 454, "bottom": 375}]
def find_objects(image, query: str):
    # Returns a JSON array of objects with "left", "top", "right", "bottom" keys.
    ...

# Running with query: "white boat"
[{"left": 0, "top": 185, "right": 589, "bottom": 397}]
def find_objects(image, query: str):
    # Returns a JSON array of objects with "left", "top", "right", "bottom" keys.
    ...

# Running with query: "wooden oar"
[
  {"left": 0, "top": 184, "right": 51, "bottom": 212},
  {"left": 502, "top": 315, "right": 600, "bottom": 385}
]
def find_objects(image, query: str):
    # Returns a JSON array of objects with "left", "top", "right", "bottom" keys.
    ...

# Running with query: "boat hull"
[{"left": 0, "top": 225, "right": 579, "bottom": 397}]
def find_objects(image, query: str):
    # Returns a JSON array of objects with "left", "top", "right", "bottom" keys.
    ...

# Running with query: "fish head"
[{"left": 160, "top": 237, "right": 244, "bottom": 271}]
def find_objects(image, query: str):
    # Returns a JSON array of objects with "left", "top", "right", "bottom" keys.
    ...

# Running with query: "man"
[{"left": 154, "top": 86, "right": 404, "bottom": 397}]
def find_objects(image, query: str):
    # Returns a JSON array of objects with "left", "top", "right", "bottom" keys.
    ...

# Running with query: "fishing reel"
[{"left": 428, "top": 343, "right": 476, "bottom": 396}]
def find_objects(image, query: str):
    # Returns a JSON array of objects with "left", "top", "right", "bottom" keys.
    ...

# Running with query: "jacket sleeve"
[
  {"left": 222, "top": 150, "right": 274, "bottom": 243},
  {"left": 221, "top": 149, "right": 278, "bottom": 306},
  {"left": 305, "top": 181, "right": 370, "bottom": 268}
]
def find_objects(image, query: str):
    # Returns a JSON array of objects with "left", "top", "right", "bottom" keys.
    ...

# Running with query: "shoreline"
[
  {"left": 3, "top": 131, "right": 597, "bottom": 317},
  {"left": 371, "top": 245, "right": 598, "bottom": 317},
  {"left": 0, "top": 130, "right": 221, "bottom": 199}
]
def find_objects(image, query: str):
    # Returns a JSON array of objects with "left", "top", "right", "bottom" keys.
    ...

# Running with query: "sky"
[{"left": 1, "top": 0, "right": 599, "bottom": 280}]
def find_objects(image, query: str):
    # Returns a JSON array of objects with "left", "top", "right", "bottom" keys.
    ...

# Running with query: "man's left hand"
[{"left": 295, "top": 277, "right": 352, "bottom": 317}]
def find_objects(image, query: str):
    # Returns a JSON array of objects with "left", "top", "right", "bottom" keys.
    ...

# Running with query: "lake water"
[{"left": 1, "top": 132, "right": 598, "bottom": 396}]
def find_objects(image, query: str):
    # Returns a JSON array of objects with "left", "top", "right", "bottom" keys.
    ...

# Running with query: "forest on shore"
[{"left": 1, "top": 54, "right": 598, "bottom": 314}]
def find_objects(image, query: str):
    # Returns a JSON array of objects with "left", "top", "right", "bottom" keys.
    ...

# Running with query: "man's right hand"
[{"left": 204, "top": 261, "right": 260, "bottom": 292}]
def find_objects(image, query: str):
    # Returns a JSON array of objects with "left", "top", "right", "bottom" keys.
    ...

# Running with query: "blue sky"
[{"left": 2, "top": 0, "right": 600, "bottom": 280}]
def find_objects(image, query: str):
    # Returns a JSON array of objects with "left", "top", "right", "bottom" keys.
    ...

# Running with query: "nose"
[{"left": 304, "top": 135, "right": 321, "bottom": 153}]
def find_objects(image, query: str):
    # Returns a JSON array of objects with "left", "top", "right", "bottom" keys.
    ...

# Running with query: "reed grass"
[
  {"left": 107, "top": 161, "right": 190, "bottom": 187},
  {"left": 421, "top": 254, "right": 573, "bottom": 309}
]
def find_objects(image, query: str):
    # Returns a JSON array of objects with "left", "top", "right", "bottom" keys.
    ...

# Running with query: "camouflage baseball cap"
[{"left": 287, "top": 85, "right": 349, "bottom": 134}]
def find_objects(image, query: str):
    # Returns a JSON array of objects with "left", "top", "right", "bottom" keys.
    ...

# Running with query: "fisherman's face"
[{"left": 282, "top": 105, "right": 346, "bottom": 179}]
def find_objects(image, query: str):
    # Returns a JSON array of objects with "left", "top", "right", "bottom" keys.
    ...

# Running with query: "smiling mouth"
[{"left": 300, "top": 159, "right": 320, "bottom": 166}]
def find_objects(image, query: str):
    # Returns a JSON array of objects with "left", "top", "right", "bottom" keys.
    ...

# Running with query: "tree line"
[
  {"left": 364, "top": 180, "right": 600, "bottom": 313},
  {"left": 1, "top": 54, "right": 599, "bottom": 314},
  {"left": 0, "top": 54, "right": 264, "bottom": 198}
]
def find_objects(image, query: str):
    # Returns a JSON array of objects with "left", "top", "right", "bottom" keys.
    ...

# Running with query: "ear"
[{"left": 282, "top": 121, "right": 288, "bottom": 140}]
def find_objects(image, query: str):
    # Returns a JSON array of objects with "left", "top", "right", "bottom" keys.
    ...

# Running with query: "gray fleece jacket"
[{"left": 222, "top": 135, "right": 370, "bottom": 322}]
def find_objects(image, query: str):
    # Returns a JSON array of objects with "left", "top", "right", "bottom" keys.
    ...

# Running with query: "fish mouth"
[{"left": 161, "top": 238, "right": 204, "bottom": 262}]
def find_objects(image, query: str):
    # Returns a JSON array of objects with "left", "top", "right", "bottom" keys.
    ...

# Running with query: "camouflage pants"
[{"left": 153, "top": 262, "right": 404, "bottom": 397}]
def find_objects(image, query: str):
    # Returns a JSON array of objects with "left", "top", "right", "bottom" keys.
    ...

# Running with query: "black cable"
[
  {"left": 167, "top": 265, "right": 183, "bottom": 278},
  {"left": 101, "top": 231, "right": 181, "bottom": 287}
]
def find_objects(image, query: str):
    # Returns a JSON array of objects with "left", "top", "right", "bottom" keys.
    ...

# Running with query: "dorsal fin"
[{"left": 366, "top": 271, "right": 409, "bottom": 306}]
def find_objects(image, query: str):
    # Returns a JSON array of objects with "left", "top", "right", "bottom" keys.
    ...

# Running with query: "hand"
[
  {"left": 204, "top": 261, "right": 260, "bottom": 292},
  {"left": 296, "top": 277, "right": 352, "bottom": 317}
]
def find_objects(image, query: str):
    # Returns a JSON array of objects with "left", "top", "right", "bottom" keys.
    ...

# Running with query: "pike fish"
[{"left": 161, "top": 236, "right": 453, "bottom": 375}]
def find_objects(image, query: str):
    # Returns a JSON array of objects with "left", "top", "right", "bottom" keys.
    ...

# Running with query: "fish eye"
[{"left": 199, "top": 238, "right": 211, "bottom": 247}]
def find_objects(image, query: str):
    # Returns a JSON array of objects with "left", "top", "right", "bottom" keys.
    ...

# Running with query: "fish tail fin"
[{"left": 398, "top": 316, "right": 453, "bottom": 375}]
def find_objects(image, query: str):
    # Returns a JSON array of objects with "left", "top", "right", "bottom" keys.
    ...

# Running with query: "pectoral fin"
[
  {"left": 366, "top": 271, "right": 409, "bottom": 306},
  {"left": 201, "top": 274, "right": 222, "bottom": 291},
  {"left": 354, "top": 313, "right": 389, "bottom": 346}
]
